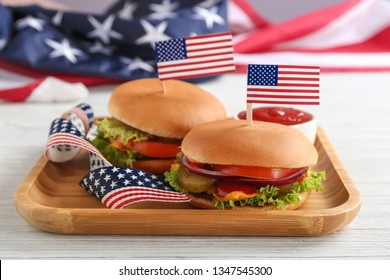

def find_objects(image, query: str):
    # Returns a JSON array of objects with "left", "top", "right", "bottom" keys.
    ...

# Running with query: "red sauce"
[{"left": 238, "top": 106, "right": 313, "bottom": 125}]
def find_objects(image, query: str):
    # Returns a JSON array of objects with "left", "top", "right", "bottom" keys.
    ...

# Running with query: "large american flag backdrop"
[
  {"left": 45, "top": 103, "right": 190, "bottom": 209},
  {"left": 2, "top": 0, "right": 390, "bottom": 103},
  {"left": 246, "top": 64, "right": 320, "bottom": 105},
  {"left": 0, "top": 0, "right": 228, "bottom": 83}
]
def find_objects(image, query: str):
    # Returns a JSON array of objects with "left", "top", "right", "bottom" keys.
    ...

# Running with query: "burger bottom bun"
[
  {"left": 132, "top": 158, "right": 176, "bottom": 175},
  {"left": 186, "top": 191, "right": 311, "bottom": 210}
]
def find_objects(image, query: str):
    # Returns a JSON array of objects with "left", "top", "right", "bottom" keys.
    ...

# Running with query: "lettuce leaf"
[
  {"left": 96, "top": 118, "right": 150, "bottom": 143},
  {"left": 91, "top": 134, "right": 137, "bottom": 167},
  {"left": 215, "top": 171, "right": 326, "bottom": 210},
  {"left": 90, "top": 118, "right": 153, "bottom": 166},
  {"left": 164, "top": 166, "right": 181, "bottom": 192}
]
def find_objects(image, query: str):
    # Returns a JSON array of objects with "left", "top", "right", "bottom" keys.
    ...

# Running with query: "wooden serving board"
[{"left": 14, "top": 127, "right": 361, "bottom": 236}]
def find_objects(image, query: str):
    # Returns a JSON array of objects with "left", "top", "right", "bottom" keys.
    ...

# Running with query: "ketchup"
[
  {"left": 214, "top": 182, "right": 257, "bottom": 198},
  {"left": 237, "top": 106, "right": 313, "bottom": 125}
]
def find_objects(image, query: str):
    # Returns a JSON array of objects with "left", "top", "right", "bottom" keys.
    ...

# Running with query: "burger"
[
  {"left": 164, "top": 119, "right": 325, "bottom": 210},
  {"left": 92, "top": 78, "right": 226, "bottom": 174}
]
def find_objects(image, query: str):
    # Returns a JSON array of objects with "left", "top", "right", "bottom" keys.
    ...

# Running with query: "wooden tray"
[{"left": 14, "top": 127, "right": 361, "bottom": 236}]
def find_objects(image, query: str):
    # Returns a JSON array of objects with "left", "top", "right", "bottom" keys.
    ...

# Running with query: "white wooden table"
[{"left": 1, "top": 73, "right": 389, "bottom": 259}]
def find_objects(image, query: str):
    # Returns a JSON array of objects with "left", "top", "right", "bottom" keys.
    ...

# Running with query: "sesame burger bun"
[
  {"left": 108, "top": 78, "right": 226, "bottom": 139},
  {"left": 181, "top": 119, "right": 318, "bottom": 168}
]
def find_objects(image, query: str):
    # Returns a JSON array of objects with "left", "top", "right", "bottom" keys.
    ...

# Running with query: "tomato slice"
[
  {"left": 211, "top": 164, "right": 302, "bottom": 180},
  {"left": 213, "top": 181, "right": 257, "bottom": 198},
  {"left": 125, "top": 139, "right": 181, "bottom": 158}
]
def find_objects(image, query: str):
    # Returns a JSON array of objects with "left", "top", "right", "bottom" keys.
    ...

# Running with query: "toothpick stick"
[
  {"left": 246, "top": 103, "right": 253, "bottom": 126},
  {"left": 161, "top": 80, "right": 167, "bottom": 93}
]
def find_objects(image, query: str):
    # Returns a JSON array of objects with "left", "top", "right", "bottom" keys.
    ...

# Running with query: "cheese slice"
[
  {"left": 214, "top": 190, "right": 258, "bottom": 201},
  {"left": 109, "top": 139, "right": 128, "bottom": 151}
]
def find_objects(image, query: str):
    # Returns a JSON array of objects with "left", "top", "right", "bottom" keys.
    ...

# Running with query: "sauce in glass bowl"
[{"left": 237, "top": 106, "right": 317, "bottom": 143}]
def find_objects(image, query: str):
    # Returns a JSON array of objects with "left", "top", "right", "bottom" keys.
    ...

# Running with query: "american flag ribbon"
[
  {"left": 155, "top": 32, "right": 236, "bottom": 80},
  {"left": 81, "top": 168, "right": 189, "bottom": 209},
  {"left": 246, "top": 64, "right": 320, "bottom": 105},
  {"left": 44, "top": 103, "right": 190, "bottom": 209}
]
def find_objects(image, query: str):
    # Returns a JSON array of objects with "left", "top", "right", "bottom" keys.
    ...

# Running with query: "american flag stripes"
[
  {"left": 155, "top": 32, "right": 235, "bottom": 80},
  {"left": 45, "top": 103, "right": 190, "bottom": 209},
  {"left": 247, "top": 64, "right": 320, "bottom": 105}
]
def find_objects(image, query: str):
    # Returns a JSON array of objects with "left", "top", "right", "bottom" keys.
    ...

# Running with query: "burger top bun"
[
  {"left": 182, "top": 119, "right": 318, "bottom": 168},
  {"left": 107, "top": 78, "right": 226, "bottom": 139}
]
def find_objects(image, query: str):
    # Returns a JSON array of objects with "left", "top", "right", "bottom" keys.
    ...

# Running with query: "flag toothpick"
[
  {"left": 155, "top": 32, "right": 235, "bottom": 81},
  {"left": 246, "top": 64, "right": 320, "bottom": 105},
  {"left": 246, "top": 103, "right": 253, "bottom": 126},
  {"left": 161, "top": 80, "right": 167, "bottom": 94},
  {"left": 245, "top": 64, "right": 320, "bottom": 126}
]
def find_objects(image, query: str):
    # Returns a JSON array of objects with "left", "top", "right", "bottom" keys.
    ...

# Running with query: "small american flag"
[
  {"left": 45, "top": 103, "right": 190, "bottom": 209},
  {"left": 247, "top": 64, "right": 320, "bottom": 105},
  {"left": 155, "top": 32, "right": 235, "bottom": 80}
]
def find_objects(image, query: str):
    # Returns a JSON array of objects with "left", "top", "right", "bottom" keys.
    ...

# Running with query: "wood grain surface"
[{"left": 13, "top": 127, "right": 360, "bottom": 236}]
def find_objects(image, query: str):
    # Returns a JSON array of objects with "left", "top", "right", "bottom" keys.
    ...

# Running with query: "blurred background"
[
  {"left": 1, "top": 0, "right": 347, "bottom": 22},
  {"left": 2, "top": 0, "right": 390, "bottom": 102},
  {"left": 248, "top": 0, "right": 346, "bottom": 22}
]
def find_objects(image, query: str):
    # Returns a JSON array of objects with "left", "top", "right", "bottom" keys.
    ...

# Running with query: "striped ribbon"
[{"left": 44, "top": 103, "right": 190, "bottom": 209}]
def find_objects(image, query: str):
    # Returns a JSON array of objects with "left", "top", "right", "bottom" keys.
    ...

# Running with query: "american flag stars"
[
  {"left": 15, "top": 15, "right": 45, "bottom": 31},
  {"left": 1, "top": 1, "right": 228, "bottom": 81},
  {"left": 155, "top": 38, "right": 187, "bottom": 62},
  {"left": 86, "top": 15, "right": 123, "bottom": 45},
  {"left": 247, "top": 65, "right": 278, "bottom": 86},
  {"left": 44, "top": 38, "right": 83, "bottom": 64}
]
